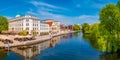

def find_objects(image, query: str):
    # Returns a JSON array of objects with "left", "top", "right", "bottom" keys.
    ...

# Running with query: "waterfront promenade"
[{"left": 0, "top": 31, "right": 75, "bottom": 48}]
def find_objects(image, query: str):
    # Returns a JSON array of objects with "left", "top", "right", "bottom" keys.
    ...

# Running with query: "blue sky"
[{"left": 0, "top": 0, "right": 117, "bottom": 24}]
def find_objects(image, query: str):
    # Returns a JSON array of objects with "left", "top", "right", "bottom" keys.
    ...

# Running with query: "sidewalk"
[{"left": 0, "top": 31, "right": 75, "bottom": 48}]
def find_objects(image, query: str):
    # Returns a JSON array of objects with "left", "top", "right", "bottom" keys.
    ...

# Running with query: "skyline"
[{"left": 0, "top": 0, "right": 117, "bottom": 24}]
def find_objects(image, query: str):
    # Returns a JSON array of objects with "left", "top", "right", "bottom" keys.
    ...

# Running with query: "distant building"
[
  {"left": 42, "top": 19, "right": 60, "bottom": 35},
  {"left": 9, "top": 15, "right": 49, "bottom": 35},
  {"left": 39, "top": 23, "right": 50, "bottom": 35},
  {"left": 68, "top": 25, "right": 74, "bottom": 31},
  {"left": 60, "top": 24, "right": 74, "bottom": 32}
]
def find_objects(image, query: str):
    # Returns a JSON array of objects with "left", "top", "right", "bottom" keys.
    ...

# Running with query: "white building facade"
[
  {"left": 43, "top": 20, "right": 60, "bottom": 35},
  {"left": 9, "top": 15, "right": 49, "bottom": 35}
]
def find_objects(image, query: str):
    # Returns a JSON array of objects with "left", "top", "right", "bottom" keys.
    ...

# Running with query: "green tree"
[
  {"left": 83, "top": 3, "right": 120, "bottom": 53},
  {"left": 73, "top": 24, "right": 81, "bottom": 31},
  {"left": 82, "top": 23, "right": 91, "bottom": 33},
  {"left": 117, "top": 0, "right": 120, "bottom": 10},
  {"left": 116, "top": 0, "right": 120, "bottom": 38},
  {"left": 90, "top": 23, "right": 100, "bottom": 39},
  {"left": 100, "top": 4, "right": 120, "bottom": 34},
  {"left": 99, "top": 4, "right": 120, "bottom": 52},
  {"left": 0, "top": 16, "right": 8, "bottom": 33}
]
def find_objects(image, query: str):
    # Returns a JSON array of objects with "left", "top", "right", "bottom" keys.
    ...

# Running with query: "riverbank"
[{"left": 0, "top": 31, "right": 75, "bottom": 48}]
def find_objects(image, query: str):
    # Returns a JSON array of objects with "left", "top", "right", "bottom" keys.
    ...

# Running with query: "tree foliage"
[
  {"left": 0, "top": 16, "right": 8, "bottom": 33},
  {"left": 100, "top": 4, "right": 120, "bottom": 33},
  {"left": 31, "top": 30, "right": 37, "bottom": 36},
  {"left": 82, "top": 23, "right": 91, "bottom": 33},
  {"left": 19, "top": 30, "right": 28, "bottom": 36},
  {"left": 73, "top": 24, "right": 81, "bottom": 31},
  {"left": 90, "top": 23, "right": 100, "bottom": 39},
  {"left": 82, "top": 1, "right": 120, "bottom": 53},
  {"left": 117, "top": 0, "right": 120, "bottom": 10}
]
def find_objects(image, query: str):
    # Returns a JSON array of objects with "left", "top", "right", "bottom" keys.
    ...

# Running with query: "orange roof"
[{"left": 45, "top": 21, "right": 53, "bottom": 26}]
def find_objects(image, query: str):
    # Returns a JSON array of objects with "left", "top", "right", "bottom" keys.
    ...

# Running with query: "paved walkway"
[{"left": 0, "top": 31, "right": 75, "bottom": 48}]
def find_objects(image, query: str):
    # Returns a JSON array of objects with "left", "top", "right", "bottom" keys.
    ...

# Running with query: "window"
[
  {"left": 26, "top": 19, "right": 29, "bottom": 22},
  {"left": 26, "top": 23, "right": 29, "bottom": 26},
  {"left": 26, "top": 27, "right": 29, "bottom": 30}
]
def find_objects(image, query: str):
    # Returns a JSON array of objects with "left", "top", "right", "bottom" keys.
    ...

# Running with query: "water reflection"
[
  {"left": 100, "top": 53, "right": 120, "bottom": 60},
  {"left": 2, "top": 32, "right": 114, "bottom": 60},
  {"left": 8, "top": 33, "right": 74, "bottom": 60},
  {"left": 61, "top": 33, "right": 76, "bottom": 39},
  {"left": 82, "top": 33, "right": 120, "bottom": 60},
  {"left": 0, "top": 49, "right": 8, "bottom": 58},
  {"left": 10, "top": 36, "right": 60, "bottom": 60},
  {"left": 73, "top": 32, "right": 79, "bottom": 37},
  {"left": 50, "top": 36, "right": 60, "bottom": 48}
]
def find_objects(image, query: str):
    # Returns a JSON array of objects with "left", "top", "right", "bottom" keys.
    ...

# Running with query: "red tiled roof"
[{"left": 45, "top": 21, "right": 53, "bottom": 26}]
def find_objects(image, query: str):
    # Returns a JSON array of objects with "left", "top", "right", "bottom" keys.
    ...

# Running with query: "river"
[{"left": 0, "top": 32, "right": 119, "bottom": 60}]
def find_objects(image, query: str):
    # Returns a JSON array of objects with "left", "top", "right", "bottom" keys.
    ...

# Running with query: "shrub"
[
  {"left": 31, "top": 30, "right": 37, "bottom": 36},
  {"left": 19, "top": 30, "right": 28, "bottom": 36}
]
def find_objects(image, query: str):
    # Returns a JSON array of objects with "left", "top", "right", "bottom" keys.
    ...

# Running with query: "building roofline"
[
  {"left": 41, "top": 19, "right": 60, "bottom": 22},
  {"left": 9, "top": 15, "right": 40, "bottom": 22}
]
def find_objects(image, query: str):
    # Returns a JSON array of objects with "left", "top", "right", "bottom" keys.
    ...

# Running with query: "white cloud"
[
  {"left": 27, "top": 10, "right": 71, "bottom": 24},
  {"left": 30, "top": 1, "right": 67, "bottom": 11},
  {"left": 27, "top": 10, "right": 99, "bottom": 24},
  {"left": 78, "top": 15, "right": 99, "bottom": 24},
  {"left": 6, "top": 16, "right": 13, "bottom": 19},
  {"left": 27, "top": 0, "right": 99, "bottom": 24}
]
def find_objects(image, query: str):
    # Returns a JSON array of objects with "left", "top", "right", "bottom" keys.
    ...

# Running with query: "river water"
[{"left": 0, "top": 32, "right": 119, "bottom": 60}]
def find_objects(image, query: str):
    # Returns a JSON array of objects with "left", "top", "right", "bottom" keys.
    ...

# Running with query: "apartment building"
[
  {"left": 9, "top": 15, "right": 49, "bottom": 35},
  {"left": 39, "top": 23, "right": 50, "bottom": 35},
  {"left": 42, "top": 19, "right": 60, "bottom": 35}
]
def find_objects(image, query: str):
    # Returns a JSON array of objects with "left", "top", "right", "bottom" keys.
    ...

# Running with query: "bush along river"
[{"left": 0, "top": 32, "right": 120, "bottom": 60}]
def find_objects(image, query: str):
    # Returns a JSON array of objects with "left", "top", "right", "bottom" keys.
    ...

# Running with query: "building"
[
  {"left": 60, "top": 24, "right": 74, "bottom": 33},
  {"left": 39, "top": 23, "right": 50, "bottom": 36},
  {"left": 9, "top": 15, "right": 49, "bottom": 35},
  {"left": 42, "top": 19, "right": 60, "bottom": 35}
]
